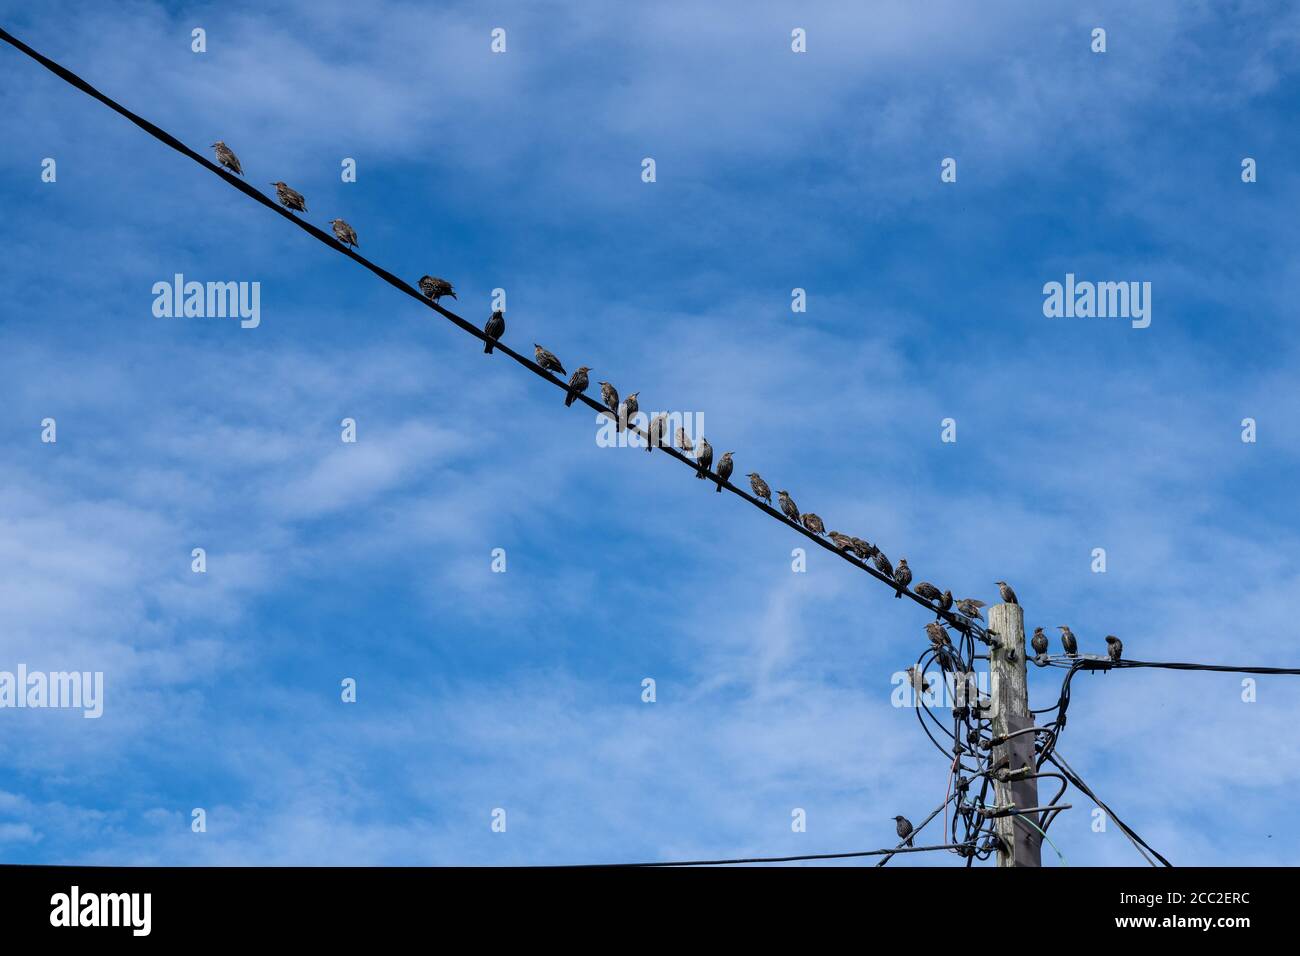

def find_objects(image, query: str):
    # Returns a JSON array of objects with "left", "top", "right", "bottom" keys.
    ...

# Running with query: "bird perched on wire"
[
  {"left": 872, "top": 551, "right": 894, "bottom": 579},
  {"left": 955, "top": 598, "right": 986, "bottom": 622},
  {"left": 1058, "top": 625, "right": 1078, "bottom": 656},
  {"left": 850, "top": 537, "right": 876, "bottom": 561},
  {"left": 564, "top": 366, "right": 590, "bottom": 407},
  {"left": 893, "top": 815, "right": 915, "bottom": 847},
  {"left": 715, "top": 451, "right": 734, "bottom": 492},
  {"left": 328, "top": 218, "right": 358, "bottom": 248},
  {"left": 996, "top": 580, "right": 1019, "bottom": 605},
  {"left": 1105, "top": 635, "right": 1123, "bottom": 662},
  {"left": 598, "top": 381, "right": 619, "bottom": 424},
  {"left": 906, "top": 665, "right": 927, "bottom": 696},
  {"left": 646, "top": 413, "right": 667, "bottom": 452},
  {"left": 271, "top": 181, "right": 307, "bottom": 213},
  {"left": 418, "top": 275, "right": 456, "bottom": 302},
  {"left": 533, "top": 344, "right": 565, "bottom": 376},
  {"left": 746, "top": 472, "right": 772, "bottom": 506},
  {"left": 893, "top": 558, "right": 912, "bottom": 598},
  {"left": 620, "top": 392, "right": 639, "bottom": 431},
  {"left": 925, "top": 620, "right": 951, "bottom": 650},
  {"left": 777, "top": 490, "right": 800, "bottom": 523},
  {"left": 800, "top": 512, "right": 825, "bottom": 535},
  {"left": 1031, "top": 626, "right": 1049, "bottom": 660},
  {"left": 913, "top": 582, "right": 942, "bottom": 604},
  {"left": 211, "top": 141, "right": 242, "bottom": 176},
  {"left": 675, "top": 427, "right": 693, "bottom": 453},
  {"left": 482, "top": 309, "right": 505, "bottom": 354},
  {"left": 694, "top": 438, "right": 713, "bottom": 478},
  {"left": 828, "top": 530, "right": 855, "bottom": 551}
]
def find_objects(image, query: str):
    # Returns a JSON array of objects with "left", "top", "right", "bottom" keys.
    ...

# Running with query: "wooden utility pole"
[{"left": 987, "top": 602, "right": 1042, "bottom": 867}]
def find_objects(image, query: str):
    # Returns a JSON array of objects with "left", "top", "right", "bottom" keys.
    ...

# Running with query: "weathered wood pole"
[{"left": 987, "top": 601, "right": 1042, "bottom": 867}]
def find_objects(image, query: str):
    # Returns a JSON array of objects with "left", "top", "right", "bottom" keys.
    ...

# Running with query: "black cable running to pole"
[{"left": 0, "top": 23, "right": 990, "bottom": 633}]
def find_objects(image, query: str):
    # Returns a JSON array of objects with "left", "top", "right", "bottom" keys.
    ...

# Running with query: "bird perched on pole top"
[
  {"left": 694, "top": 438, "right": 713, "bottom": 478},
  {"left": 913, "top": 581, "right": 942, "bottom": 604},
  {"left": 777, "top": 490, "right": 799, "bottom": 522},
  {"left": 646, "top": 413, "right": 667, "bottom": 452},
  {"left": 746, "top": 472, "right": 772, "bottom": 506},
  {"left": 955, "top": 598, "right": 986, "bottom": 621},
  {"left": 483, "top": 309, "right": 505, "bottom": 354},
  {"left": 996, "top": 580, "right": 1019, "bottom": 605},
  {"left": 211, "top": 141, "right": 242, "bottom": 176},
  {"left": 598, "top": 381, "right": 619, "bottom": 424},
  {"left": 418, "top": 275, "right": 456, "bottom": 302},
  {"left": 565, "top": 366, "right": 590, "bottom": 407},
  {"left": 1031, "top": 626, "right": 1049, "bottom": 660},
  {"left": 715, "top": 451, "right": 734, "bottom": 492},
  {"left": 1058, "top": 625, "right": 1078, "bottom": 656},
  {"left": 800, "top": 512, "right": 825, "bottom": 535},
  {"left": 893, "top": 815, "right": 914, "bottom": 847},
  {"left": 327, "top": 218, "right": 358, "bottom": 248},
  {"left": 533, "top": 344, "right": 565, "bottom": 376},
  {"left": 1105, "top": 635, "right": 1123, "bottom": 662},
  {"left": 271, "top": 181, "right": 307, "bottom": 213},
  {"left": 620, "top": 392, "right": 639, "bottom": 431},
  {"left": 893, "top": 558, "right": 912, "bottom": 598}
]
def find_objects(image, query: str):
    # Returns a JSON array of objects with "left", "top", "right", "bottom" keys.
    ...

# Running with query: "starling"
[
  {"left": 913, "top": 582, "right": 942, "bottom": 604},
  {"left": 271, "top": 181, "right": 307, "bottom": 213},
  {"left": 938, "top": 590, "right": 953, "bottom": 613},
  {"left": 955, "top": 598, "right": 986, "bottom": 621},
  {"left": 694, "top": 438, "right": 713, "bottom": 478},
  {"left": 827, "top": 530, "right": 855, "bottom": 551},
  {"left": 777, "top": 490, "right": 800, "bottom": 522},
  {"left": 925, "top": 621, "right": 951, "bottom": 650},
  {"left": 893, "top": 815, "right": 915, "bottom": 847},
  {"left": 565, "top": 366, "right": 590, "bottom": 407},
  {"left": 1058, "top": 625, "right": 1078, "bottom": 656},
  {"left": 850, "top": 537, "right": 876, "bottom": 560},
  {"left": 800, "top": 512, "right": 825, "bottom": 535},
  {"left": 328, "top": 218, "right": 358, "bottom": 248},
  {"left": 418, "top": 275, "right": 457, "bottom": 302},
  {"left": 996, "top": 580, "right": 1019, "bottom": 605},
  {"left": 1105, "top": 635, "right": 1123, "bottom": 662},
  {"left": 906, "top": 665, "right": 927, "bottom": 696},
  {"left": 599, "top": 381, "right": 620, "bottom": 423},
  {"left": 893, "top": 558, "right": 912, "bottom": 598},
  {"left": 746, "top": 472, "right": 772, "bottom": 506},
  {"left": 483, "top": 309, "right": 505, "bottom": 354},
  {"left": 620, "top": 392, "right": 640, "bottom": 431},
  {"left": 715, "top": 451, "right": 734, "bottom": 492},
  {"left": 1031, "top": 626, "right": 1049, "bottom": 658},
  {"left": 533, "top": 344, "right": 566, "bottom": 376},
  {"left": 646, "top": 413, "right": 668, "bottom": 452},
  {"left": 675, "top": 427, "right": 693, "bottom": 453},
  {"left": 872, "top": 551, "right": 894, "bottom": 579},
  {"left": 211, "top": 140, "right": 242, "bottom": 176}
]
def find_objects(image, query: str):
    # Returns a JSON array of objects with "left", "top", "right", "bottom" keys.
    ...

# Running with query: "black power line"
[{"left": 0, "top": 24, "right": 991, "bottom": 637}]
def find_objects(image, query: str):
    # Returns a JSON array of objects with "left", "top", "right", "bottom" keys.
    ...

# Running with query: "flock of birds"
[
  {"left": 210, "top": 139, "right": 1128, "bottom": 849},
  {"left": 212, "top": 138, "right": 1128, "bottom": 670}
]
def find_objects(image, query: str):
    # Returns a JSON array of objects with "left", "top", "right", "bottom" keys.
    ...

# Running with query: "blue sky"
[{"left": 1, "top": 0, "right": 1298, "bottom": 865}]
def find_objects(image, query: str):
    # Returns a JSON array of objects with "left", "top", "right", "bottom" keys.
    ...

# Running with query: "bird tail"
[
  {"left": 895, "top": 589, "right": 903, "bottom": 598},
  {"left": 564, "top": 389, "right": 576, "bottom": 407},
  {"left": 696, "top": 466, "right": 706, "bottom": 479},
  {"left": 484, "top": 339, "right": 494, "bottom": 354},
  {"left": 448, "top": 291, "right": 457, "bottom": 300},
  {"left": 715, "top": 481, "right": 722, "bottom": 493},
  {"left": 906, "top": 835, "right": 914, "bottom": 847}
]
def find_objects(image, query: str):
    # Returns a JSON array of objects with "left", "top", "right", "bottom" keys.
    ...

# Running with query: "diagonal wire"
[{"left": 0, "top": 23, "right": 988, "bottom": 634}]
